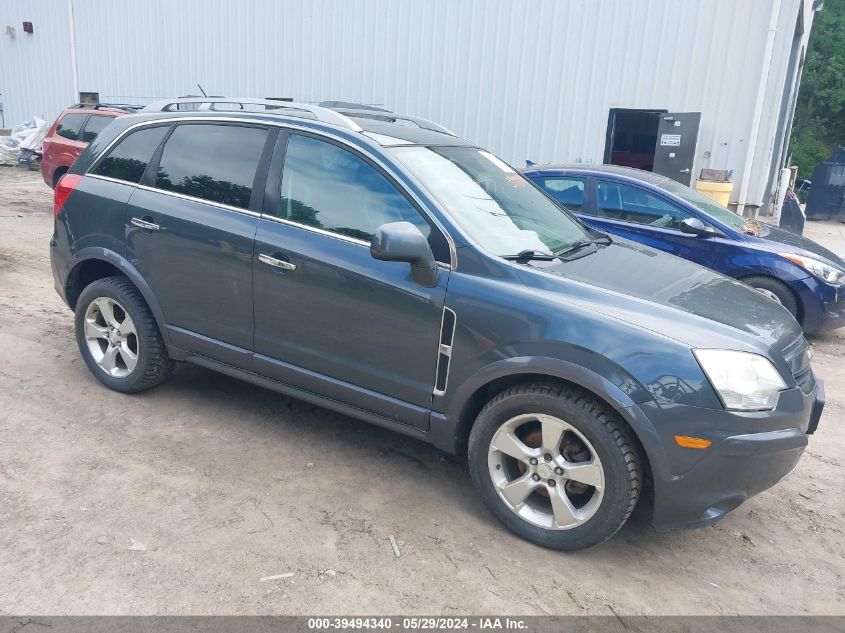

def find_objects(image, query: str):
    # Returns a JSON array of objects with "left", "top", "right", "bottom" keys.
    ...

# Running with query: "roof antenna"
[{"left": 196, "top": 83, "right": 208, "bottom": 97}]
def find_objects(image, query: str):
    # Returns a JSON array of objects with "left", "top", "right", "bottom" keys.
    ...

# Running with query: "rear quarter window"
[
  {"left": 80, "top": 115, "right": 113, "bottom": 143},
  {"left": 55, "top": 113, "right": 88, "bottom": 141},
  {"left": 92, "top": 125, "right": 170, "bottom": 183}
]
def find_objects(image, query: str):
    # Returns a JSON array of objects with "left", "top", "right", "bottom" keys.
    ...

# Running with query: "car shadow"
[{"left": 149, "top": 361, "right": 658, "bottom": 552}]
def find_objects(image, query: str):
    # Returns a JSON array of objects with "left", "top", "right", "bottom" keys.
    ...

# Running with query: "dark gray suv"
[{"left": 50, "top": 98, "right": 824, "bottom": 550}]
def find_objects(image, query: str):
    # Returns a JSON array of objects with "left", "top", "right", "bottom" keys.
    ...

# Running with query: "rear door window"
[
  {"left": 155, "top": 124, "right": 269, "bottom": 209},
  {"left": 92, "top": 125, "right": 169, "bottom": 183},
  {"left": 55, "top": 114, "right": 88, "bottom": 141},
  {"left": 534, "top": 177, "right": 586, "bottom": 212},
  {"left": 596, "top": 180, "right": 693, "bottom": 229},
  {"left": 80, "top": 115, "right": 113, "bottom": 143}
]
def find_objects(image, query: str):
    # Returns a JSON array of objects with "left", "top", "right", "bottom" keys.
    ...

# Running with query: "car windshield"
[
  {"left": 390, "top": 146, "right": 591, "bottom": 256},
  {"left": 658, "top": 178, "right": 765, "bottom": 235}
]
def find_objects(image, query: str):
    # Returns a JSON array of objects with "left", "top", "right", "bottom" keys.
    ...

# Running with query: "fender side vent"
[{"left": 433, "top": 307, "right": 457, "bottom": 396}]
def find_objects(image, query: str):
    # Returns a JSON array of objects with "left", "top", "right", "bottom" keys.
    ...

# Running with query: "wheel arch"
[
  {"left": 435, "top": 357, "right": 668, "bottom": 486},
  {"left": 64, "top": 249, "right": 170, "bottom": 345},
  {"left": 52, "top": 164, "right": 69, "bottom": 187}
]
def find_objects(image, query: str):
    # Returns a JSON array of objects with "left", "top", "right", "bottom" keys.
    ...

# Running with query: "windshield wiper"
[
  {"left": 554, "top": 239, "right": 595, "bottom": 257},
  {"left": 502, "top": 250, "right": 556, "bottom": 264},
  {"left": 503, "top": 237, "right": 607, "bottom": 265}
]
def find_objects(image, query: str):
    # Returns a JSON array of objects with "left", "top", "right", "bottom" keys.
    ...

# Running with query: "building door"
[
  {"left": 652, "top": 112, "right": 701, "bottom": 186},
  {"left": 604, "top": 109, "right": 666, "bottom": 171}
]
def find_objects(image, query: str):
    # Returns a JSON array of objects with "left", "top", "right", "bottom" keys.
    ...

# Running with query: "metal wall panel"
[
  {"left": 0, "top": 0, "right": 813, "bottom": 208},
  {"left": 0, "top": 0, "right": 74, "bottom": 129}
]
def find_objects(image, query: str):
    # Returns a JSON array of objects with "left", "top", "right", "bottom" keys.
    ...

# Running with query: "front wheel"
[
  {"left": 468, "top": 383, "right": 642, "bottom": 550},
  {"left": 742, "top": 275, "right": 799, "bottom": 319},
  {"left": 74, "top": 276, "right": 174, "bottom": 393}
]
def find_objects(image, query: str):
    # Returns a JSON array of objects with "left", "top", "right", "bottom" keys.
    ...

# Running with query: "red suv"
[{"left": 41, "top": 104, "right": 139, "bottom": 188}]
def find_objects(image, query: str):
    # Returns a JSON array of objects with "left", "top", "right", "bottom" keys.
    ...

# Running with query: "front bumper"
[
  {"left": 791, "top": 277, "right": 845, "bottom": 333},
  {"left": 643, "top": 380, "right": 824, "bottom": 532},
  {"left": 813, "top": 299, "right": 845, "bottom": 333}
]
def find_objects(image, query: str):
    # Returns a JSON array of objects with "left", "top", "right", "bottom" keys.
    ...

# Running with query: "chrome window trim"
[
  {"left": 85, "top": 173, "right": 137, "bottom": 187},
  {"left": 85, "top": 116, "right": 458, "bottom": 269},
  {"left": 86, "top": 174, "right": 262, "bottom": 218},
  {"left": 135, "top": 182, "right": 263, "bottom": 217},
  {"left": 259, "top": 213, "right": 370, "bottom": 247},
  {"left": 259, "top": 213, "right": 454, "bottom": 268}
]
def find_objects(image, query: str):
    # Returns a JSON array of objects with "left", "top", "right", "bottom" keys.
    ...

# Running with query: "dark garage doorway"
[{"left": 604, "top": 108, "right": 666, "bottom": 171}]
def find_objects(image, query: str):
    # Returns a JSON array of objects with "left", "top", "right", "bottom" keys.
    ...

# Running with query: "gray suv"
[{"left": 50, "top": 98, "right": 824, "bottom": 550}]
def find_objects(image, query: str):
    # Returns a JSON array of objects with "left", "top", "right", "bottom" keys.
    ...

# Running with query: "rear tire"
[
  {"left": 74, "top": 276, "right": 173, "bottom": 393},
  {"left": 52, "top": 167, "right": 68, "bottom": 188},
  {"left": 468, "top": 383, "right": 642, "bottom": 551},
  {"left": 742, "top": 275, "right": 799, "bottom": 318}
]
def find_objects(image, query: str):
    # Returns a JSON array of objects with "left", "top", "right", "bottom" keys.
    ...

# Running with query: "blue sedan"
[{"left": 522, "top": 164, "right": 845, "bottom": 333}]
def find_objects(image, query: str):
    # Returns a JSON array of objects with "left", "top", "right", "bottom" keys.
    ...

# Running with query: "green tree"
[{"left": 791, "top": 0, "right": 845, "bottom": 178}]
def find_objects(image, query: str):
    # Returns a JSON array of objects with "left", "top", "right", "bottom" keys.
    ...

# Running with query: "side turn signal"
[{"left": 674, "top": 435, "right": 712, "bottom": 449}]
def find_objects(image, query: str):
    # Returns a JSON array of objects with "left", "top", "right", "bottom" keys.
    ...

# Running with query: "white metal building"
[{"left": 0, "top": 0, "right": 819, "bottom": 213}]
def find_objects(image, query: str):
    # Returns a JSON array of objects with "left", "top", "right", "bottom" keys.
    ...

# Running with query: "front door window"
[
  {"left": 280, "top": 134, "right": 431, "bottom": 242},
  {"left": 596, "top": 180, "right": 694, "bottom": 229}
]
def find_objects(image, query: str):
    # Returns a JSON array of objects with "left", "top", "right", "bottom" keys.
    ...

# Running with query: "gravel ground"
[{"left": 0, "top": 167, "right": 843, "bottom": 615}]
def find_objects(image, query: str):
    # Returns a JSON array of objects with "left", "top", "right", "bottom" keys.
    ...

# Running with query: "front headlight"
[
  {"left": 781, "top": 253, "right": 845, "bottom": 285},
  {"left": 694, "top": 349, "right": 787, "bottom": 411}
]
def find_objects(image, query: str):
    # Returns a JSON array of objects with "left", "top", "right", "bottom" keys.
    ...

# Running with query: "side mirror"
[
  {"left": 371, "top": 221, "right": 438, "bottom": 287},
  {"left": 680, "top": 217, "right": 717, "bottom": 237}
]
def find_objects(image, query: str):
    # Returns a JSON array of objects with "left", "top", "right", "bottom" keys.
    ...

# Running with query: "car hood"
[
  {"left": 515, "top": 238, "right": 803, "bottom": 353},
  {"left": 754, "top": 224, "right": 845, "bottom": 269}
]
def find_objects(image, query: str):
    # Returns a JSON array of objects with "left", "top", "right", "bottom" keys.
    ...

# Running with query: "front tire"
[
  {"left": 468, "top": 383, "right": 642, "bottom": 550},
  {"left": 743, "top": 275, "right": 799, "bottom": 319},
  {"left": 74, "top": 276, "right": 173, "bottom": 393}
]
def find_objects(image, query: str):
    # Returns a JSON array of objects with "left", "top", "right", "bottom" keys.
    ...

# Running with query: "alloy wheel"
[
  {"left": 83, "top": 297, "right": 139, "bottom": 378},
  {"left": 487, "top": 413, "right": 605, "bottom": 530}
]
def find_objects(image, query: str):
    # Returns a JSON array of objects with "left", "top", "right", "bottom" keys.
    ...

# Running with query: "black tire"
[
  {"left": 742, "top": 275, "right": 799, "bottom": 318},
  {"left": 74, "top": 276, "right": 174, "bottom": 393},
  {"left": 468, "top": 383, "right": 642, "bottom": 551},
  {"left": 52, "top": 167, "right": 68, "bottom": 188}
]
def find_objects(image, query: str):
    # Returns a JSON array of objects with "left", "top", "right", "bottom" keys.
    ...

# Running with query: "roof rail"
[
  {"left": 318, "top": 101, "right": 391, "bottom": 113},
  {"left": 141, "top": 98, "right": 363, "bottom": 132},
  {"left": 71, "top": 103, "right": 143, "bottom": 112},
  {"left": 330, "top": 108, "right": 455, "bottom": 136}
]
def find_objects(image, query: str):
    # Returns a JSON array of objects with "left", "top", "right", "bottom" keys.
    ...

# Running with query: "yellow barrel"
[{"left": 694, "top": 179, "right": 734, "bottom": 207}]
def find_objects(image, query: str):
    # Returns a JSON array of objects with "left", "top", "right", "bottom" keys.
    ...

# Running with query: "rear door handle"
[
  {"left": 130, "top": 217, "right": 160, "bottom": 231},
  {"left": 258, "top": 253, "right": 297, "bottom": 271}
]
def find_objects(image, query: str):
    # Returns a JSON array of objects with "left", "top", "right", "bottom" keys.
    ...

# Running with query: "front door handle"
[
  {"left": 130, "top": 217, "right": 160, "bottom": 231},
  {"left": 258, "top": 253, "right": 297, "bottom": 271},
  {"left": 680, "top": 168, "right": 691, "bottom": 174}
]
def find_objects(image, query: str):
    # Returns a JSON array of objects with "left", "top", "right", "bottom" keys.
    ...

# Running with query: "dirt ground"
[{"left": 0, "top": 167, "right": 843, "bottom": 616}]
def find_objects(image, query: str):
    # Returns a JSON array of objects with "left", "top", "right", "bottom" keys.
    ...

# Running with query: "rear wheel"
[
  {"left": 742, "top": 275, "right": 799, "bottom": 318},
  {"left": 52, "top": 167, "right": 68, "bottom": 188},
  {"left": 468, "top": 383, "right": 642, "bottom": 550},
  {"left": 74, "top": 276, "right": 173, "bottom": 393}
]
